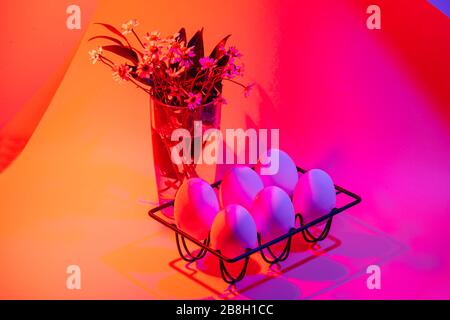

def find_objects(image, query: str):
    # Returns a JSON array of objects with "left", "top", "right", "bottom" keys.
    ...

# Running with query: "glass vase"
[{"left": 150, "top": 97, "right": 222, "bottom": 218}]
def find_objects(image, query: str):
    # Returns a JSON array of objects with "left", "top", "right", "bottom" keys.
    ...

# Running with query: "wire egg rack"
[{"left": 148, "top": 166, "right": 361, "bottom": 284}]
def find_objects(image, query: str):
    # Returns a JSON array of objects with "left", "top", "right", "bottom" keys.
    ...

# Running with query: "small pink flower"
[
  {"left": 168, "top": 85, "right": 180, "bottom": 100},
  {"left": 167, "top": 41, "right": 182, "bottom": 62},
  {"left": 199, "top": 57, "right": 216, "bottom": 70},
  {"left": 243, "top": 83, "right": 255, "bottom": 97},
  {"left": 173, "top": 46, "right": 195, "bottom": 68},
  {"left": 144, "top": 42, "right": 162, "bottom": 60},
  {"left": 164, "top": 32, "right": 179, "bottom": 44},
  {"left": 144, "top": 31, "right": 161, "bottom": 42},
  {"left": 224, "top": 62, "right": 243, "bottom": 79},
  {"left": 227, "top": 46, "right": 242, "bottom": 58},
  {"left": 184, "top": 92, "right": 202, "bottom": 110},
  {"left": 214, "top": 95, "right": 227, "bottom": 105},
  {"left": 217, "top": 44, "right": 227, "bottom": 57},
  {"left": 112, "top": 64, "right": 132, "bottom": 82},
  {"left": 121, "top": 19, "right": 139, "bottom": 35},
  {"left": 136, "top": 58, "right": 152, "bottom": 79},
  {"left": 166, "top": 67, "right": 184, "bottom": 78},
  {"left": 169, "top": 41, "right": 182, "bottom": 53},
  {"left": 88, "top": 46, "right": 102, "bottom": 64}
]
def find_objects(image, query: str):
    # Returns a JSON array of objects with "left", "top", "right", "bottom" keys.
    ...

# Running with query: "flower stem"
[
  {"left": 99, "top": 57, "right": 114, "bottom": 69},
  {"left": 99, "top": 55, "right": 114, "bottom": 66},
  {"left": 132, "top": 29, "right": 145, "bottom": 48},
  {"left": 129, "top": 78, "right": 151, "bottom": 93},
  {"left": 224, "top": 78, "right": 246, "bottom": 88}
]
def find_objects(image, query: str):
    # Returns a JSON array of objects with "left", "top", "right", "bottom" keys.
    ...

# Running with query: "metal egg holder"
[{"left": 148, "top": 166, "right": 362, "bottom": 284}]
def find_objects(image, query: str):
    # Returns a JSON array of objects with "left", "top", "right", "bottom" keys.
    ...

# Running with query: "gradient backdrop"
[{"left": 0, "top": 0, "right": 449, "bottom": 299}]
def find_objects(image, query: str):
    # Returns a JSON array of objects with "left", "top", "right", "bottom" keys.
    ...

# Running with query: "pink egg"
[
  {"left": 210, "top": 204, "right": 258, "bottom": 257},
  {"left": 293, "top": 169, "right": 336, "bottom": 223},
  {"left": 255, "top": 148, "right": 298, "bottom": 196},
  {"left": 250, "top": 186, "right": 295, "bottom": 242},
  {"left": 174, "top": 178, "right": 220, "bottom": 240},
  {"left": 219, "top": 166, "right": 264, "bottom": 211}
]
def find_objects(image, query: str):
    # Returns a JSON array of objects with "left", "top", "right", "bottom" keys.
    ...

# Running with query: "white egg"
[
  {"left": 174, "top": 177, "right": 220, "bottom": 240},
  {"left": 293, "top": 169, "right": 336, "bottom": 223},
  {"left": 210, "top": 204, "right": 258, "bottom": 257},
  {"left": 250, "top": 186, "right": 296, "bottom": 242},
  {"left": 219, "top": 166, "right": 264, "bottom": 211},
  {"left": 255, "top": 148, "right": 298, "bottom": 196}
]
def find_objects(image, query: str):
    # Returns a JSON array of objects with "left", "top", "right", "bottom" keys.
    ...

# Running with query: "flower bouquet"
[{"left": 89, "top": 19, "right": 252, "bottom": 216}]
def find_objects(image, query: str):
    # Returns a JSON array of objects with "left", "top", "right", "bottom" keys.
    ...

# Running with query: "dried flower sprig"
[{"left": 88, "top": 19, "right": 252, "bottom": 107}]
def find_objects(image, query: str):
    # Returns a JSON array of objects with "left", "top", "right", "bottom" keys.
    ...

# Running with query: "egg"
[
  {"left": 255, "top": 148, "right": 298, "bottom": 196},
  {"left": 210, "top": 204, "right": 258, "bottom": 257},
  {"left": 174, "top": 177, "right": 220, "bottom": 240},
  {"left": 293, "top": 169, "right": 336, "bottom": 223},
  {"left": 219, "top": 166, "right": 264, "bottom": 211},
  {"left": 250, "top": 186, "right": 296, "bottom": 242}
]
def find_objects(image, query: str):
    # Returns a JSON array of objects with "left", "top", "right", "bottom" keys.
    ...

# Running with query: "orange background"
[{"left": 0, "top": 0, "right": 283, "bottom": 299}]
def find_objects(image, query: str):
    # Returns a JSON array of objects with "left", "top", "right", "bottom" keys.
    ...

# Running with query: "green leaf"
[
  {"left": 94, "top": 23, "right": 128, "bottom": 42},
  {"left": 88, "top": 35, "right": 124, "bottom": 46},
  {"left": 187, "top": 28, "right": 204, "bottom": 66},
  {"left": 176, "top": 28, "right": 187, "bottom": 44},
  {"left": 216, "top": 54, "right": 230, "bottom": 67},
  {"left": 209, "top": 34, "right": 231, "bottom": 59},
  {"left": 102, "top": 45, "right": 139, "bottom": 65}
]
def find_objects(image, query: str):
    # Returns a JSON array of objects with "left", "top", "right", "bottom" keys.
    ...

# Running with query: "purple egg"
[
  {"left": 255, "top": 148, "right": 298, "bottom": 196},
  {"left": 251, "top": 186, "right": 295, "bottom": 242},
  {"left": 211, "top": 204, "right": 257, "bottom": 257},
  {"left": 293, "top": 169, "right": 336, "bottom": 223},
  {"left": 220, "top": 165, "right": 264, "bottom": 211},
  {"left": 174, "top": 178, "right": 220, "bottom": 240}
]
